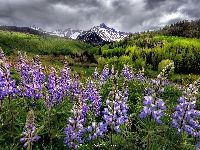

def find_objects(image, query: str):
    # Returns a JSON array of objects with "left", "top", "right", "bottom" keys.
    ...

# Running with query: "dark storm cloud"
[
  {"left": 47, "top": 0, "right": 101, "bottom": 8},
  {"left": 0, "top": 0, "right": 199, "bottom": 33},
  {"left": 180, "top": 0, "right": 200, "bottom": 19},
  {"left": 145, "top": 0, "right": 168, "bottom": 9}
]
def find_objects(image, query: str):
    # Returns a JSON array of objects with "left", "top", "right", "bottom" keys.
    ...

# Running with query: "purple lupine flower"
[
  {"left": 31, "top": 69, "right": 45, "bottom": 99},
  {"left": 102, "top": 77, "right": 129, "bottom": 133},
  {"left": 171, "top": 84, "right": 200, "bottom": 136},
  {"left": 20, "top": 110, "right": 40, "bottom": 148},
  {"left": 100, "top": 64, "right": 109, "bottom": 86},
  {"left": 16, "top": 52, "right": 45, "bottom": 101},
  {"left": 70, "top": 74, "right": 80, "bottom": 102},
  {"left": 45, "top": 67, "right": 63, "bottom": 106},
  {"left": 84, "top": 79, "right": 102, "bottom": 116},
  {"left": 31, "top": 55, "right": 46, "bottom": 99},
  {"left": 144, "top": 63, "right": 174, "bottom": 96},
  {"left": 78, "top": 87, "right": 89, "bottom": 123},
  {"left": 63, "top": 97, "right": 86, "bottom": 150},
  {"left": 16, "top": 51, "right": 24, "bottom": 71},
  {"left": 138, "top": 63, "right": 174, "bottom": 124},
  {"left": 93, "top": 67, "right": 99, "bottom": 80},
  {"left": 0, "top": 56, "right": 18, "bottom": 100},
  {"left": 171, "top": 82, "right": 200, "bottom": 149},
  {"left": 122, "top": 64, "right": 134, "bottom": 81},
  {"left": 136, "top": 68, "right": 145, "bottom": 82},
  {"left": 60, "top": 66, "right": 71, "bottom": 97},
  {"left": 142, "top": 87, "right": 155, "bottom": 96},
  {"left": 31, "top": 55, "right": 44, "bottom": 70},
  {"left": 16, "top": 51, "right": 30, "bottom": 75},
  {"left": 150, "top": 78, "right": 165, "bottom": 95},
  {"left": 19, "top": 55, "right": 46, "bottom": 106},
  {"left": 0, "top": 67, "right": 7, "bottom": 100},
  {"left": 55, "top": 58, "right": 71, "bottom": 100},
  {"left": 138, "top": 96, "right": 166, "bottom": 124},
  {"left": 85, "top": 122, "right": 108, "bottom": 141}
]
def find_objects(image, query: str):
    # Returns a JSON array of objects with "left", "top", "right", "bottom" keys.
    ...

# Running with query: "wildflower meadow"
[{"left": 1, "top": 46, "right": 200, "bottom": 150}]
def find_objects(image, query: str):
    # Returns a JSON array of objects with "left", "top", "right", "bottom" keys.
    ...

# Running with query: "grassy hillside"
[{"left": 0, "top": 30, "right": 98, "bottom": 56}]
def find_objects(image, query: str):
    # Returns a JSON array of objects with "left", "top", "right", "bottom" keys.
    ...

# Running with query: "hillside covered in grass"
[
  {"left": 1, "top": 19, "right": 200, "bottom": 81},
  {"left": 0, "top": 30, "right": 98, "bottom": 56}
]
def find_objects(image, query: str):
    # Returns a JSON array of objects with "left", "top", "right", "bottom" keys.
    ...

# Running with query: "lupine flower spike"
[
  {"left": 171, "top": 78, "right": 200, "bottom": 149},
  {"left": 122, "top": 63, "right": 134, "bottom": 81},
  {"left": 100, "top": 63, "right": 109, "bottom": 86},
  {"left": 0, "top": 49, "right": 18, "bottom": 101},
  {"left": 20, "top": 110, "right": 40, "bottom": 149},
  {"left": 60, "top": 60, "right": 71, "bottom": 97},
  {"left": 138, "top": 63, "right": 174, "bottom": 124},
  {"left": 93, "top": 67, "right": 99, "bottom": 80},
  {"left": 46, "top": 67, "right": 63, "bottom": 106},
  {"left": 102, "top": 71, "right": 129, "bottom": 146},
  {"left": 84, "top": 79, "right": 102, "bottom": 116},
  {"left": 136, "top": 67, "right": 145, "bottom": 82},
  {"left": 63, "top": 96, "right": 85, "bottom": 150}
]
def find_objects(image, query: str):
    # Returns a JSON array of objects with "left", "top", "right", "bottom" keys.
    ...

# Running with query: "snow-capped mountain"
[
  {"left": 63, "top": 28, "right": 84, "bottom": 39},
  {"left": 93, "top": 23, "right": 130, "bottom": 42},
  {"left": 30, "top": 25, "right": 84, "bottom": 39},
  {"left": 30, "top": 25, "right": 44, "bottom": 32},
  {"left": 43, "top": 28, "right": 84, "bottom": 39},
  {"left": 30, "top": 23, "right": 131, "bottom": 43},
  {"left": 76, "top": 23, "right": 131, "bottom": 45}
]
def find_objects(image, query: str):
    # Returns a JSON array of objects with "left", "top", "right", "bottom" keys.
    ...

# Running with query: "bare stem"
[
  {"left": 147, "top": 117, "right": 151, "bottom": 150},
  {"left": 0, "top": 100, "right": 3, "bottom": 112},
  {"left": 48, "top": 108, "right": 52, "bottom": 150},
  {"left": 147, "top": 133, "right": 150, "bottom": 150},
  {"left": 8, "top": 94, "right": 14, "bottom": 132},
  {"left": 110, "top": 126, "right": 113, "bottom": 149}
]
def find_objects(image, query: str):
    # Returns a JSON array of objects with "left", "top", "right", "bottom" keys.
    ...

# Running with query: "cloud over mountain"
[{"left": 0, "top": 0, "right": 199, "bottom": 33}]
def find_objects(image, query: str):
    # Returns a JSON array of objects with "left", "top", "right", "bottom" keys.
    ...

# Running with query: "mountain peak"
[
  {"left": 99, "top": 23, "right": 108, "bottom": 28},
  {"left": 77, "top": 23, "right": 130, "bottom": 46}
]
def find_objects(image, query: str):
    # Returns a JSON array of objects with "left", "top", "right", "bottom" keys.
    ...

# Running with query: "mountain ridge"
[{"left": 0, "top": 23, "right": 131, "bottom": 46}]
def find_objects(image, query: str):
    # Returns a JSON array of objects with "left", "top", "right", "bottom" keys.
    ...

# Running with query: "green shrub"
[
  {"left": 89, "top": 63, "right": 98, "bottom": 67},
  {"left": 118, "top": 55, "right": 132, "bottom": 71},
  {"left": 106, "top": 56, "right": 132, "bottom": 72},
  {"left": 108, "top": 56, "right": 119, "bottom": 69},
  {"left": 97, "top": 57, "right": 107, "bottom": 69},
  {"left": 133, "top": 58, "right": 146, "bottom": 70}
]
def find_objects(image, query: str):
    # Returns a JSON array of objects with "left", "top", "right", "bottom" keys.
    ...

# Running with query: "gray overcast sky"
[{"left": 0, "top": 0, "right": 199, "bottom": 33}]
